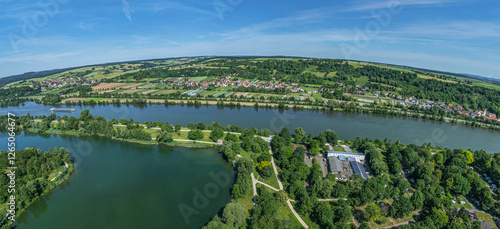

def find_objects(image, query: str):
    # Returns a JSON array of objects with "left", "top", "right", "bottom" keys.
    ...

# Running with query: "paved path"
[
  {"left": 251, "top": 173, "right": 258, "bottom": 207},
  {"left": 260, "top": 137, "right": 307, "bottom": 228},
  {"left": 50, "top": 162, "right": 69, "bottom": 182},
  {"left": 289, "top": 198, "right": 346, "bottom": 202},
  {"left": 172, "top": 139, "right": 218, "bottom": 144},
  {"left": 179, "top": 129, "right": 241, "bottom": 135},
  {"left": 380, "top": 220, "right": 415, "bottom": 228},
  {"left": 268, "top": 149, "right": 284, "bottom": 190},
  {"left": 255, "top": 179, "right": 280, "bottom": 192},
  {"left": 287, "top": 199, "right": 308, "bottom": 229}
]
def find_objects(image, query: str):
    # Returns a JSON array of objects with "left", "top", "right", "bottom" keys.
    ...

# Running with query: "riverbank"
[
  {"left": 26, "top": 129, "right": 216, "bottom": 148},
  {"left": 24, "top": 96, "right": 500, "bottom": 131}
]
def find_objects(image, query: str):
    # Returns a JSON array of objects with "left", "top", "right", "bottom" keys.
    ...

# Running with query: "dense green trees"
[
  {"left": 209, "top": 128, "right": 224, "bottom": 142},
  {"left": 0, "top": 147, "right": 73, "bottom": 228},
  {"left": 187, "top": 129, "right": 204, "bottom": 140},
  {"left": 202, "top": 203, "right": 247, "bottom": 229},
  {"left": 231, "top": 158, "right": 253, "bottom": 199},
  {"left": 157, "top": 131, "right": 173, "bottom": 143}
]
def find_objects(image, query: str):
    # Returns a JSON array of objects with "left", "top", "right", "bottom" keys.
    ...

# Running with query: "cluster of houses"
[
  {"left": 371, "top": 90, "right": 499, "bottom": 122},
  {"left": 327, "top": 151, "right": 369, "bottom": 180},
  {"left": 481, "top": 173, "right": 498, "bottom": 191},
  {"left": 460, "top": 109, "right": 498, "bottom": 121},
  {"left": 37, "top": 76, "right": 100, "bottom": 90},
  {"left": 160, "top": 77, "right": 305, "bottom": 93},
  {"left": 168, "top": 64, "right": 197, "bottom": 70}
]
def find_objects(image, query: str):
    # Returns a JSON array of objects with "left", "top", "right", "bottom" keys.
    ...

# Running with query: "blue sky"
[{"left": 1, "top": 0, "right": 499, "bottom": 78}]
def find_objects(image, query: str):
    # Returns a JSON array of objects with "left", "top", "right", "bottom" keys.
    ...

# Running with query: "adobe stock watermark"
[
  {"left": 269, "top": 109, "right": 297, "bottom": 134},
  {"left": 340, "top": 0, "right": 402, "bottom": 59},
  {"left": 178, "top": 170, "right": 231, "bottom": 225},
  {"left": 212, "top": 0, "right": 243, "bottom": 20},
  {"left": 8, "top": 0, "right": 69, "bottom": 53}
]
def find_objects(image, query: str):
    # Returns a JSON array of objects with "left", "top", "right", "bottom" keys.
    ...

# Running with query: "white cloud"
[
  {"left": 390, "top": 20, "right": 500, "bottom": 39},
  {"left": 218, "top": 8, "right": 333, "bottom": 39},
  {"left": 345, "top": 0, "right": 463, "bottom": 12},
  {"left": 122, "top": 0, "right": 132, "bottom": 22}
]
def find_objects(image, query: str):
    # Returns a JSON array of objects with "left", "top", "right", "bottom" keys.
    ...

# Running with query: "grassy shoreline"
[{"left": 26, "top": 129, "right": 216, "bottom": 148}]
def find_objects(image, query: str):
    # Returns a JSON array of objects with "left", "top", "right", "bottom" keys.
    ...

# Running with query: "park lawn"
[
  {"left": 172, "top": 130, "right": 214, "bottom": 142},
  {"left": 238, "top": 150, "right": 253, "bottom": 158},
  {"left": 144, "top": 128, "right": 161, "bottom": 138},
  {"left": 368, "top": 214, "right": 415, "bottom": 229},
  {"left": 476, "top": 212, "right": 497, "bottom": 228},
  {"left": 257, "top": 171, "right": 280, "bottom": 190},
  {"left": 452, "top": 196, "right": 472, "bottom": 209},
  {"left": 235, "top": 189, "right": 255, "bottom": 226},
  {"left": 332, "top": 146, "right": 346, "bottom": 152}
]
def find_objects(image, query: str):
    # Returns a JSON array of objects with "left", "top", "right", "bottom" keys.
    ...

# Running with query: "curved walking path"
[
  {"left": 380, "top": 220, "right": 415, "bottom": 229},
  {"left": 255, "top": 179, "right": 280, "bottom": 192},
  {"left": 259, "top": 138, "right": 308, "bottom": 229},
  {"left": 289, "top": 198, "right": 347, "bottom": 202},
  {"left": 251, "top": 173, "right": 258, "bottom": 207},
  {"left": 172, "top": 139, "right": 217, "bottom": 144}
]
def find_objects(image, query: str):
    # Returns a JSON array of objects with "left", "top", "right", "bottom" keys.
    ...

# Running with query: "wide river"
[
  {"left": 2, "top": 102, "right": 499, "bottom": 153},
  {"left": 1, "top": 102, "right": 499, "bottom": 228}
]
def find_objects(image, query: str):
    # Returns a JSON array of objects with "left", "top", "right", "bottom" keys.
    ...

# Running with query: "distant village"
[
  {"left": 30, "top": 73, "right": 498, "bottom": 122},
  {"left": 338, "top": 83, "right": 498, "bottom": 122},
  {"left": 37, "top": 76, "right": 101, "bottom": 90},
  {"left": 159, "top": 76, "right": 305, "bottom": 93}
]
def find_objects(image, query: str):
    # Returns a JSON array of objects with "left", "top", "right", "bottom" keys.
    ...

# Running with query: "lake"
[
  {"left": 3, "top": 102, "right": 500, "bottom": 153},
  {"left": 6, "top": 132, "right": 233, "bottom": 229}
]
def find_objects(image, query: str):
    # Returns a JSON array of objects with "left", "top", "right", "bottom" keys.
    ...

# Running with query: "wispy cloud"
[
  {"left": 392, "top": 20, "right": 500, "bottom": 39},
  {"left": 345, "top": 0, "right": 462, "bottom": 12},
  {"left": 137, "top": 1, "right": 215, "bottom": 16},
  {"left": 218, "top": 8, "right": 332, "bottom": 39},
  {"left": 122, "top": 0, "right": 132, "bottom": 22},
  {"left": 0, "top": 51, "right": 80, "bottom": 63}
]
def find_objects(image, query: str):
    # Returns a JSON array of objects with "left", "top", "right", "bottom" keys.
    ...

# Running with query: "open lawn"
[
  {"left": 452, "top": 196, "right": 472, "bottom": 209},
  {"left": 332, "top": 146, "right": 345, "bottom": 152},
  {"left": 257, "top": 171, "right": 280, "bottom": 190}
]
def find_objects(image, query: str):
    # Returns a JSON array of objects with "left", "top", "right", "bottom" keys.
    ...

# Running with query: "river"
[{"left": 2, "top": 102, "right": 499, "bottom": 153}]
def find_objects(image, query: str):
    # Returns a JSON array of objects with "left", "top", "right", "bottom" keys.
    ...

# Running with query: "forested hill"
[{"left": 0, "top": 69, "right": 75, "bottom": 87}]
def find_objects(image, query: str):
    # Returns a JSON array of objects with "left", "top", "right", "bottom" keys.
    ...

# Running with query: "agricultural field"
[
  {"left": 356, "top": 76, "right": 369, "bottom": 85},
  {"left": 190, "top": 76, "right": 208, "bottom": 81}
]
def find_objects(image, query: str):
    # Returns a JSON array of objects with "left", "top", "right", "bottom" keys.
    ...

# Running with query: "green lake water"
[{"left": 6, "top": 132, "right": 233, "bottom": 229}]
